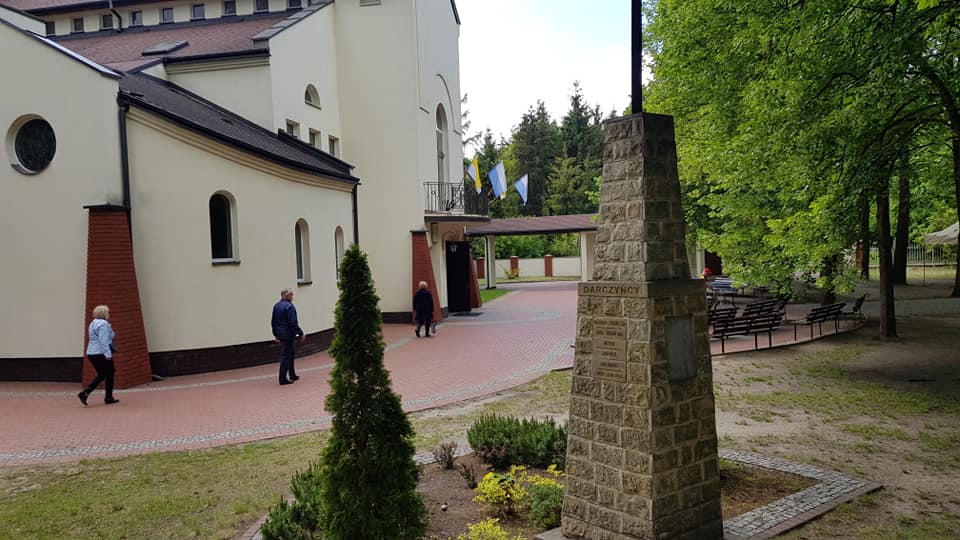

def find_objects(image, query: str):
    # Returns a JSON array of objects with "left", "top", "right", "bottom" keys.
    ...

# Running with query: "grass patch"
[
  {"left": 479, "top": 288, "right": 511, "bottom": 303},
  {"left": 0, "top": 432, "right": 328, "bottom": 539},
  {"left": 730, "top": 346, "right": 960, "bottom": 421},
  {"left": 839, "top": 424, "right": 913, "bottom": 441}
]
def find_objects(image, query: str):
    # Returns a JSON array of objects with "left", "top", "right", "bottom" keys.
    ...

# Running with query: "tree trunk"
[
  {"left": 820, "top": 254, "right": 840, "bottom": 305},
  {"left": 893, "top": 154, "right": 911, "bottom": 285},
  {"left": 877, "top": 184, "right": 897, "bottom": 338},
  {"left": 859, "top": 197, "right": 871, "bottom": 280},
  {"left": 953, "top": 127, "right": 960, "bottom": 297}
]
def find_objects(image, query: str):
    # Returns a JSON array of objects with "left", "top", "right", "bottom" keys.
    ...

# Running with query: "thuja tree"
[{"left": 318, "top": 244, "right": 426, "bottom": 540}]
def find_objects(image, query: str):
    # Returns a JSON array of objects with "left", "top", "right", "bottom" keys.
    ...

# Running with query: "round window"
[{"left": 11, "top": 118, "right": 56, "bottom": 173}]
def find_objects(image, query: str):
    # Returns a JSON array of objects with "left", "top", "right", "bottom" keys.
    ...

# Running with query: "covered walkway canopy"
[
  {"left": 923, "top": 222, "right": 959, "bottom": 245},
  {"left": 465, "top": 214, "right": 598, "bottom": 288}
]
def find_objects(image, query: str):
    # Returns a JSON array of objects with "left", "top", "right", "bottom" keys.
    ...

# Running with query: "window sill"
[
  {"left": 297, "top": 279, "right": 312, "bottom": 287},
  {"left": 212, "top": 258, "right": 241, "bottom": 266},
  {"left": 306, "top": 101, "right": 322, "bottom": 111}
]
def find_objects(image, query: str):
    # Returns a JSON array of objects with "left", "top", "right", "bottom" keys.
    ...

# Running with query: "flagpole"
[{"left": 631, "top": 0, "right": 642, "bottom": 113}]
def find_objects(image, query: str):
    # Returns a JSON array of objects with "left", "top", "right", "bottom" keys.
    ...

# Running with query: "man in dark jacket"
[
  {"left": 271, "top": 288, "right": 305, "bottom": 385},
  {"left": 413, "top": 281, "right": 434, "bottom": 338}
]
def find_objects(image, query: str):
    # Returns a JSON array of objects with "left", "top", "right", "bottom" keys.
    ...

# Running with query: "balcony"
[{"left": 423, "top": 181, "right": 488, "bottom": 216}]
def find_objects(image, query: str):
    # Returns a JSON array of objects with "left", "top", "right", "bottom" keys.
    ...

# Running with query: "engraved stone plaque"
[
  {"left": 593, "top": 318, "right": 627, "bottom": 382},
  {"left": 667, "top": 315, "right": 696, "bottom": 382}
]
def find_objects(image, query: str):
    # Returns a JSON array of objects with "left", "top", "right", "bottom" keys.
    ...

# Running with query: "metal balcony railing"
[{"left": 423, "top": 181, "right": 488, "bottom": 216}]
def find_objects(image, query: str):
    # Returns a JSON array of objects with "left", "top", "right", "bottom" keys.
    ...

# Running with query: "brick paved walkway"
[{"left": 0, "top": 281, "right": 863, "bottom": 466}]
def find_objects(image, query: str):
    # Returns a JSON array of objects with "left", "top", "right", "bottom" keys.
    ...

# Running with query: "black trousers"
[
  {"left": 279, "top": 339, "right": 297, "bottom": 383},
  {"left": 84, "top": 354, "right": 115, "bottom": 400},
  {"left": 415, "top": 317, "right": 432, "bottom": 336}
]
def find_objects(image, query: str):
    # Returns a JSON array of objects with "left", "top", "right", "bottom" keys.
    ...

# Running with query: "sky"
[{"left": 457, "top": 0, "right": 636, "bottom": 148}]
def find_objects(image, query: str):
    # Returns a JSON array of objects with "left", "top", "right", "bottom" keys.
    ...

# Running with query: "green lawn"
[
  {"left": 479, "top": 288, "right": 511, "bottom": 303},
  {"left": 866, "top": 265, "right": 956, "bottom": 281}
]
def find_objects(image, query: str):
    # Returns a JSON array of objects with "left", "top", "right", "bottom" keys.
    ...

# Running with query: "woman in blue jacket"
[{"left": 78, "top": 305, "right": 119, "bottom": 406}]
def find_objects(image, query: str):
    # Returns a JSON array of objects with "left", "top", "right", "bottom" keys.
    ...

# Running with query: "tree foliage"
[
  {"left": 644, "top": 0, "right": 960, "bottom": 314},
  {"left": 318, "top": 245, "right": 426, "bottom": 539}
]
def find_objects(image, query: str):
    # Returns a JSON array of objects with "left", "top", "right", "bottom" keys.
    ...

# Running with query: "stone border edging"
[{"left": 719, "top": 449, "right": 882, "bottom": 539}]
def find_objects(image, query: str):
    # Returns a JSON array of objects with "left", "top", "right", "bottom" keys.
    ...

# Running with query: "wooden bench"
[
  {"left": 787, "top": 302, "right": 846, "bottom": 340},
  {"left": 711, "top": 312, "right": 783, "bottom": 354},
  {"left": 840, "top": 293, "right": 869, "bottom": 321},
  {"left": 708, "top": 306, "right": 738, "bottom": 331},
  {"left": 741, "top": 299, "right": 778, "bottom": 317}
]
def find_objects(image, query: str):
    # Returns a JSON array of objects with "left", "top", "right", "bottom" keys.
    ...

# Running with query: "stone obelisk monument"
[{"left": 557, "top": 112, "right": 723, "bottom": 539}]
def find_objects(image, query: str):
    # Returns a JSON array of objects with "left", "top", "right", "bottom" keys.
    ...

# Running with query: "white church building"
[{"left": 0, "top": 0, "right": 485, "bottom": 386}]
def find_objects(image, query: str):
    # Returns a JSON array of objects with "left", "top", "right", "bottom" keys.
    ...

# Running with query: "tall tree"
[
  {"left": 509, "top": 101, "right": 561, "bottom": 216},
  {"left": 893, "top": 149, "right": 913, "bottom": 285},
  {"left": 319, "top": 245, "right": 426, "bottom": 540}
]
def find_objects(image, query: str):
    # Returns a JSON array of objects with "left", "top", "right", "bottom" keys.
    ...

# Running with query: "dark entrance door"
[{"left": 445, "top": 241, "right": 472, "bottom": 313}]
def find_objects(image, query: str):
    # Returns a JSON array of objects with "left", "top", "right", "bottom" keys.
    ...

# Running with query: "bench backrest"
[
  {"left": 805, "top": 303, "right": 846, "bottom": 322},
  {"left": 709, "top": 307, "right": 738, "bottom": 324},
  {"left": 742, "top": 299, "right": 777, "bottom": 316},
  {"left": 713, "top": 312, "right": 782, "bottom": 336}
]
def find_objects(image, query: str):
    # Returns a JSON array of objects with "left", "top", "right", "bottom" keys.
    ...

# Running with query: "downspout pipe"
[
  {"left": 351, "top": 184, "right": 359, "bottom": 246},
  {"left": 118, "top": 102, "right": 132, "bottom": 231}
]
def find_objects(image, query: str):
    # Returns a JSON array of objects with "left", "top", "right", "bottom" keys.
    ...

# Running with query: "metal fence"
[{"left": 868, "top": 242, "right": 953, "bottom": 266}]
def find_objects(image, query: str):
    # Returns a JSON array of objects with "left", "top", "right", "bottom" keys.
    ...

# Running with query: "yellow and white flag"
[{"left": 466, "top": 155, "right": 481, "bottom": 193}]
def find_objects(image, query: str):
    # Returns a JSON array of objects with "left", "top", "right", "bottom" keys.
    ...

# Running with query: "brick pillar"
[
  {"left": 476, "top": 257, "right": 486, "bottom": 279},
  {"left": 411, "top": 231, "right": 442, "bottom": 322},
  {"left": 510, "top": 256, "right": 519, "bottom": 276},
  {"left": 83, "top": 206, "right": 151, "bottom": 389},
  {"left": 544, "top": 254, "right": 554, "bottom": 277},
  {"left": 469, "top": 249, "right": 483, "bottom": 308}
]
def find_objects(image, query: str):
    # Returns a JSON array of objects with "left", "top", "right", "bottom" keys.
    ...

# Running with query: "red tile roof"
[{"left": 52, "top": 14, "right": 286, "bottom": 67}]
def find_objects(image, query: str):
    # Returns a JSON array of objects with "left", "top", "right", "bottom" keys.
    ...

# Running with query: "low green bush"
[
  {"left": 261, "top": 461, "right": 324, "bottom": 540},
  {"left": 455, "top": 518, "right": 525, "bottom": 540},
  {"left": 526, "top": 480, "right": 564, "bottom": 528},
  {"left": 467, "top": 415, "right": 566, "bottom": 468}
]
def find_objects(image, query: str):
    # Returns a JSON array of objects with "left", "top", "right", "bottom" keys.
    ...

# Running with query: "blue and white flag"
[
  {"left": 489, "top": 161, "right": 508, "bottom": 199},
  {"left": 514, "top": 174, "right": 528, "bottom": 205}
]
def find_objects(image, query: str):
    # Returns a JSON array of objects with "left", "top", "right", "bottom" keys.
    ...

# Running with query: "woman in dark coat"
[{"left": 413, "top": 281, "right": 434, "bottom": 337}]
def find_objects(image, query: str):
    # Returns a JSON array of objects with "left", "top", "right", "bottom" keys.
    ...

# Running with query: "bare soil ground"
[{"left": 417, "top": 454, "right": 813, "bottom": 539}]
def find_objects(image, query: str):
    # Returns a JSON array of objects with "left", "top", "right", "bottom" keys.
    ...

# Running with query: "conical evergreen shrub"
[{"left": 318, "top": 244, "right": 426, "bottom": 540}]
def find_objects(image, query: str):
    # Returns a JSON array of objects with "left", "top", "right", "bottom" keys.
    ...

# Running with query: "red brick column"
[
  {"left": 469, "top": 249, "right": 482, "bottom": 308},
  {"left": 510, "top": 256, "right": 519, "bottom": 275},
  {"left": 83, "top": 207, "right": 151, "bottom": 389},
  {"left": 475, "top": 257, "right": 485, "bottom": 279},
  {"left": 411, "top": 231, "right": 442, "bottom": 322},
  {"left": 544, "top": 254, "right": 554, "bottom": 277}
]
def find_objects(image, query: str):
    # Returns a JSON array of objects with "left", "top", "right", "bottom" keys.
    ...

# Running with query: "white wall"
[
  {"left": 334, "top": 0, "right": 425, "bottom": 315},
  {"left": 414, "top": 0, "right": 464, "bottom": 187},
  {"left": 0, "top": 6, "right": 45, "bottom": 34},
  {"left": 0, "top": 24, "right": 121, "bottom": 357},
  {"left": 268, "top": 5, "right": 342, "bottom": 148},
  {"left": 492, "top": 257, "right": 581, "bottom": 279},
  {"left": 169, "top": 63, "right": 274, "bottom": 129},
  {"left": 126, "top": 110, "right": 354, "bottom": 351}
]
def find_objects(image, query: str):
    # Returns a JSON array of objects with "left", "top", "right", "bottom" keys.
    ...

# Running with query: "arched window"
[
  {"left": 209, "top": 192, "right": 237, "bottom": 262},
  {"left": 435, "top": 104, "right": 447, "bottom": 182},
  {"left": 304, "top": 84, "right": 321, "bottom": 109},
  {"left": 334, "top": 226, "right": 345, "bottom": 280},
  {"left": 295, "top": 219, "right": 311, "bottom": 283}
]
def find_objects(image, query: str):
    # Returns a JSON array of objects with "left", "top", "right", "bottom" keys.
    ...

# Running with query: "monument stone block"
[{"left": 559, "top": 113, "right": 722, "bottom": 539}]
